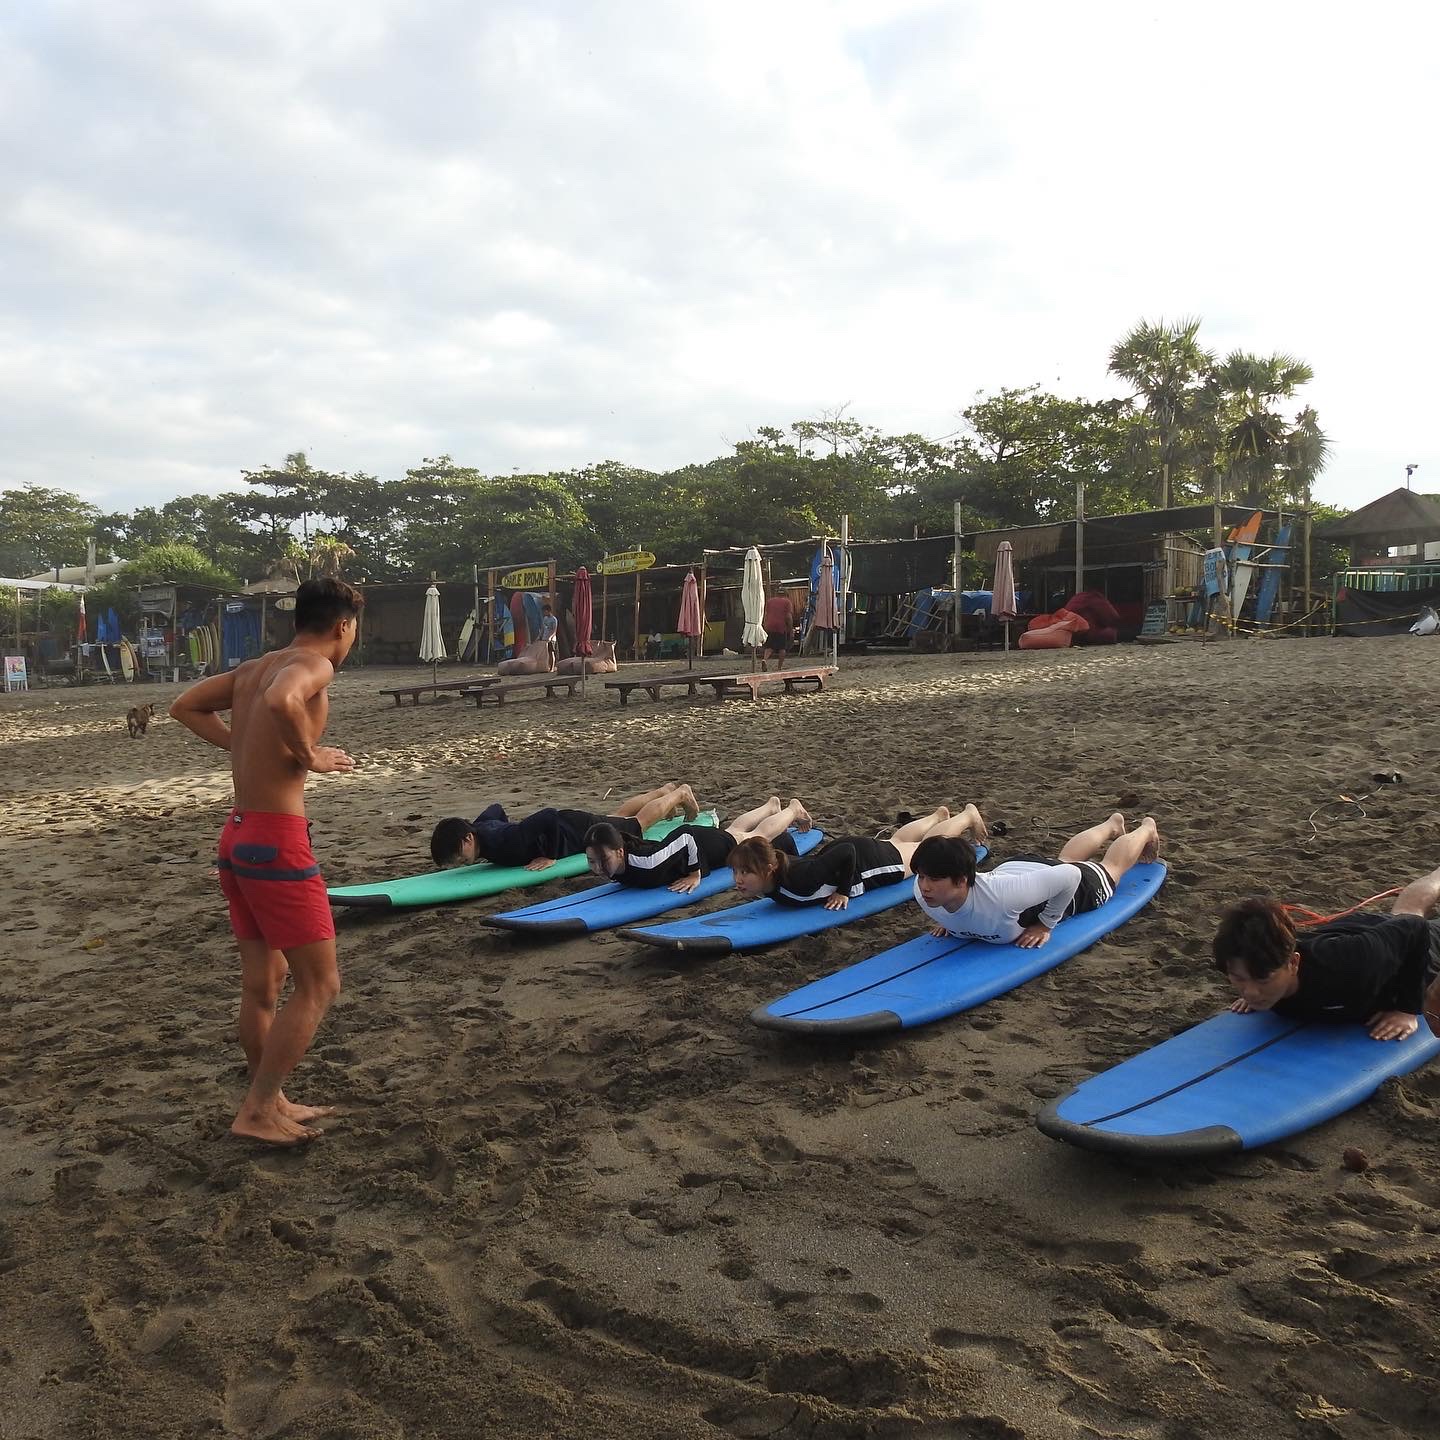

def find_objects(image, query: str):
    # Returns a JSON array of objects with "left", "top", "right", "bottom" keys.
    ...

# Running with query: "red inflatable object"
[
  {"left": 1064, "top": 591, "right": 1120, "bottom": 645},
  {"left": 1019, "top": 607, "right": 1091, "bottom": 650}
]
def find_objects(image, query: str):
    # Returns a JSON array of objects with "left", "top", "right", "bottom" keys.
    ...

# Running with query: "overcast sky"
[{"left": 3, "top": 0, "right": 1435, "bottom": 516}]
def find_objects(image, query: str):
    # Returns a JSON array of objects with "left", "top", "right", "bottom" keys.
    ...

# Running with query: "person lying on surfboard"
[
  {"left": 429, "top": 783, "right": 701, "bottom": 872},
  {"left": 728, "top": 805, "right": 987, "bottom": 911},
  {"left": 584, "top": 796, "right": 814, "bottom": 894},
  {"left": 911, "top": 812, "right": 1160, "bottom": 949},
  {"left": 1213, "top": 872, "right": 1440, "bottom": 1042}
]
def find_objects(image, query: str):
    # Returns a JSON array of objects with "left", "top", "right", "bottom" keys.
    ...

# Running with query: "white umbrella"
[
  {"left": 741, "top": 546, "right": 767, "bottom": 671},
  {"left": 420, "top": 582, "right": 447, "bottom": 682},
  {"left": 993, "top": 540, "right": 1018, "bottom": 651}
]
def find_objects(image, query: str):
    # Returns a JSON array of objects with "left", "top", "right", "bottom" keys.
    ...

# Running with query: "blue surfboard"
[
  {"left": 484, "top": 828, "right": 825, "bottom": 936},
  {"left": 1253, "top": 524, "right": 1292, "bottom": 626},
  {"left": 1037, "top": 1009, "right": 1440, "bottom": 1158},
  {"left": 751, "top": 862, "right": 1166, "bottom": 1034},
  {"left": 618, "top": 845, "right": 988, "bottom": 956}
]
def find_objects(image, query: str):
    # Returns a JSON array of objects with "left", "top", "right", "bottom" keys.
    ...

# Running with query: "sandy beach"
[{"left": 2, "top": 638, "right": 1438, "bottom": 1439}]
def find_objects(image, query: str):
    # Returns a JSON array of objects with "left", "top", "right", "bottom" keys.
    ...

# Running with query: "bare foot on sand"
[
  {"left": 277, "top": 1093, "right": 336, "bottom": 1124},
  {"left": 231, "top": 1107, "right": 321, "bottom": 1147},
  {"left": 789, "top": 799, "right": 813, "bottom": 832},
  {"left": 959, "top": 803, "right": 988, "bottom": 842},
  {"left": 1107, "top": 811, "right": 1127, "bottom": 840},
  {"left": 676, "top": 784, "right": 700, "bottom": 821},
  {"left": 1138, "top": 816, "right": 1162, "bottom": 861}
]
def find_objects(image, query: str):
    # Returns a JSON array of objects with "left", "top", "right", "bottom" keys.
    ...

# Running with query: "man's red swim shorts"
[{"left": 217, "top": 810, "right": 335, "bottom": 950}]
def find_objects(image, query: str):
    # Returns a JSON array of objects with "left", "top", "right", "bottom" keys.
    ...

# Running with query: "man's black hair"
[
  {"left": 430, "top": 817, "right": 474, "bottom": 867},
  {"left": 1211, "top": 898, "right": 1296, "bottom": 978},
  {"left": 584, "top": 822, "right": 628, "bottom": 853},
  {"left": 911, "top": 835, "right": 978, "bottom": 884},
  {"left": 294, "top": 577, "right": 364, "bottom": 634}
]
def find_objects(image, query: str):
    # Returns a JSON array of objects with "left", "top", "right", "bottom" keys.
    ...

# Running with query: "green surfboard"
[{"left": 327, "top": 812, "right": 717, "bottom": 910}]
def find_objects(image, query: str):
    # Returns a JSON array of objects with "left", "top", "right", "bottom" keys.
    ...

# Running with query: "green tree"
[
  {"left": 1108, "top": 318, "right": 1215, "bottom": 506},
  {"left": 907, "top": 387, "right": 1145, "bottom": 537},
  {"left": 0, "top": 485, "right": 104, "bottom": 575},
  {"left": 119, "top": 542, "right": 239, "bottom": 589},
  {"left": 1209, "top": 352, "right": 1327, "bottom": 507}
]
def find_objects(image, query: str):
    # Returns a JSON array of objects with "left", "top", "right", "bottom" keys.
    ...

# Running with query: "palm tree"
[
  {"left": 1213, "top": 352, "right": 1323, "bottom": 507},
  {"left": 1108, "top": 318, "right": 1214, "bottom": 507},
  {"left": 309, "top": 536, "right": 357, "bottom": 578}
]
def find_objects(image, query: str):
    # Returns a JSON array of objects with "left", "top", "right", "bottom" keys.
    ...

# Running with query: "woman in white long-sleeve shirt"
[{"left": 911, "top": 812, "right": 1160, "bottom": 949}]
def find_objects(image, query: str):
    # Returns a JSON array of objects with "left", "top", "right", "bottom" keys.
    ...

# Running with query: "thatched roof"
[{"left": 1315, "top": 488, "right": 1440, "bottom": 545}]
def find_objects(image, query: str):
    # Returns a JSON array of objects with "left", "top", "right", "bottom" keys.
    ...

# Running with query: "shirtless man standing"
[{"left": 170, "top": 578, "right": 362, "bottom": 1145}]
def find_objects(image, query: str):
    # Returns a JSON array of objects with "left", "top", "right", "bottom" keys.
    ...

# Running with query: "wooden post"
[
  {"left": 1303, "top": 495, "right": 1314, "bottom": 636},
  {"left": 836, "top": 515, "right": 849, "bottom": 670},
  {"left": 486, "top": 568, "right": 496, "bottom": 659},
  {"left": 632, "top": 570, "right": 641, "bottom": 661},
  {"left": 952, "top": 501, "right": 963, "bottom": 642},
  {"left": 1212, "top": 472, "right": 1223, "bottom": 546},
  {"left": 698, "top": 558, "right": 707, "bottom": 658},
  {"left": 1074, "top": 480, "right": 1085, "bottom": 596},
  {"left": 546, "top": 558, "right": 556, "bottom": 624},
  {"left": 472, "top": 563, "right": 481, "bottom": 664}
]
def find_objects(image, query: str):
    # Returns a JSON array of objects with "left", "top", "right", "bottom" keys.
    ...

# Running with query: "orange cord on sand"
[{"left": 1284, "top": 889, "right": 1401, "bottom": 927}]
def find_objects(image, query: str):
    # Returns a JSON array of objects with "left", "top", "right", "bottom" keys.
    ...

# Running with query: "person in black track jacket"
[
  {"left": 729, "top": 803, "right": 987, "bottom": 911},
  {"left": 584, "top": 796, "right": 814, "bottom": 893}
]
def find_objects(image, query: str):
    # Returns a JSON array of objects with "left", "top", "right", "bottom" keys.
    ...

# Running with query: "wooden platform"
[
  {"left": 606, "top": 666, "right": 836, "bottom": 705},
  {"left": 604, "top": 669, "right": 713, "bottom": 707},
  {"left": 380, "top": 676, "right": 499, "bottom": 707},
  {"left": 471, "top": 674, "right": 580, "bottom": 706}
]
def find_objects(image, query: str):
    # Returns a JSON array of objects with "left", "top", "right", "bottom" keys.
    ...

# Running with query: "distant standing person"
[
  {"left": 540, "top": 601, "right": 559, "bottom": 670},
  {"left": 169, "top": 578, "right": 363, "bottom": 1146},
  {"left": 762, "top": 593, "right": 794, "bottom": 671}
]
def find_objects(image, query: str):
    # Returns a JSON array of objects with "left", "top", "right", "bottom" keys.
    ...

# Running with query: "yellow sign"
[
  {"left": 597, "top": 551, "right": 656, "bottom": 576},
  {"left": 500, "top": 566, "right": 550, "bottom": 590}
]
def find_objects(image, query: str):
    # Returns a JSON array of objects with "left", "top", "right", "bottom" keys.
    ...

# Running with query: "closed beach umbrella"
[
  {"left": 572, "top": 566, "right": 593, "bottom": 693},
  {"left": 678, "top": 569, "right": 702, "bottom": 666},
  {"left": 420, "top": 582, "right": 447, "bottom": 681},
  {"left": 741, "top": 546, "right": 767, "bottom": 669},
  {"left": 813, "top": 550, "right": 838, "bottom": 631},
  {"left": 993, "top": 540, "right": 1018, "bottom": 650},
  {"left": 78, "top": 593, "right": 88, "bottom": 644}
]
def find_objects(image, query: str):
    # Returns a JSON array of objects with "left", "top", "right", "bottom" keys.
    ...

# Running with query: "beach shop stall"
[
  {"left": 136, "top": 582, "right": 230, "bottom": 679},
  {"left": 970, "top": 503, "right": 1296, "bottom": 641},
  {"left": 350, "top": 580, "right": 482, "bottom": 666},
  {"left": 1319, "top": 488, "right": 1440, "bottom": 635}
]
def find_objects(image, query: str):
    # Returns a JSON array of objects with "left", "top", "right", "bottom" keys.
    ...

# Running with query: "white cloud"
[{"left": 0, "top": 0, "right": 1435, "bottom": 517}]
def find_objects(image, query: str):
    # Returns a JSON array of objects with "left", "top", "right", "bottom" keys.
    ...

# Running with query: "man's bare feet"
[
  {"left": 231, "top": 1106, "right": 321, "bottom": 1146},
  {"left": 276, "top": 1093, "right": 336, "bottom": 1124},
  {"left": 961, "top": 803, "right": 989, "bottom": 842},
  {"left": 1138, "top": 817, "right": 1161, "bottom": 862},
  {"left": 1107, "top": 811, "right": 1127, "bottom": 840},
  {"left": 676, "top": 785, "right": 700, "bottom": 821},
  {"left": 789, "top": 799, "right": 813, "bottom": 832}
]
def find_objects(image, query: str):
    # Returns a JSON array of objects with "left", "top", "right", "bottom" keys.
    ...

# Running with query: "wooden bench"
[
  {"left": 702, "top": 666, "right": 836, "bottom": 702},
  {"left": 471, "top": 673, "right": 580, "bottom": 706},
  {"left": 606, "top": 667, "right": 836, "bottom": 705},
  {"left": 380, "top": 676, "right": 499, "bottom": 707},
  {"left": 604, "top": 669, "right": 717, "bottom": 707}
]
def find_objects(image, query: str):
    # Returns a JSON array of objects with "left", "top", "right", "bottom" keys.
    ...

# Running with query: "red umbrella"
[
  {"left": 572, "top": 566, "right": 593, "bottom": 692},
  {"left": 993, "top": 540, "right": 1018, "bottom": 650},
  {"left": 678, "top": 569, "right": 702, "bottom": 666}
]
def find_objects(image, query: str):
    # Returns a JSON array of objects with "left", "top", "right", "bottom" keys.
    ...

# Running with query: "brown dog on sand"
[{"left": 126, "top": 703, "right": 156, "bottom": 738}]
